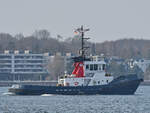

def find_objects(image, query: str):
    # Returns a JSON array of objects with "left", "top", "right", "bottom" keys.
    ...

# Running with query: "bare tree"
[
  {"left": 33, "top": 29, "right": 50, "bottom": 40},
  {"left": 47, "top": 55, "right": 65, "bottom": 80}
]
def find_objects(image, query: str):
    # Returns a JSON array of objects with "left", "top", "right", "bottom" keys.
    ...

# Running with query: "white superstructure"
[{"left": 58, "top": 56, "right": 113, "bottom": 86}]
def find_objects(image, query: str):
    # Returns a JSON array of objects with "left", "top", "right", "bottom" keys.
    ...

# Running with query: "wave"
[
  {"left": 41, "top": 94, "right": 54, "bottom": 96},
  {"left": 2, "top": 92, "right": 15, "bottom": 96}
]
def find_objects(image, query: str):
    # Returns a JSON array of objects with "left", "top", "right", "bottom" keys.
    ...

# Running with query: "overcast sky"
[{"left": 0, "top": 0, "right": 150, "bottom": 42}]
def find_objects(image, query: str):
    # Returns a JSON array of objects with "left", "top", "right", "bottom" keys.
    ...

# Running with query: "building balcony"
[
  {"left": 0, "top": 67, "right": 12, "bottom": 69},
  {"left": 0, "top": 63, "right": 12, "bottom": 65},
  {"left": 13, "top": 71, "right": 48, "bottom": 74},
  {"left": 0, "top": 69, "right": 11, "bottom": 73},
  {"left": 13, "top": 63, "right": 44, "bottom": 65},
  {"left": 0, "top": 58, "right": 12, "bottom": 60},
  {"left": 14, "top": 58, "right": 45, "bottom": 60},
  {"left": 0, "top": 72, "right": 11, "bottom": 74},
  {"left": 14, "top": 67, "right": 43, "bottom": 69}
]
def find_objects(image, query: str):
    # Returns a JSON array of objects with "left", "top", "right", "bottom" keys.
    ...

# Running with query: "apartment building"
[{"left": 0, "top": 50, "right": 49, "bottom": 81}]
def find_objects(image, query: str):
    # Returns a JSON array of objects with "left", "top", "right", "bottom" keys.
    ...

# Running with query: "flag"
[{"left": 74, "top": 31, "right": 78, "bottom": 34}]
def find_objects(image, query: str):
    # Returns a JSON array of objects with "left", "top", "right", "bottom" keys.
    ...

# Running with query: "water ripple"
[{"left": 0, "top": 86, "right": 150, "bottom": 113}]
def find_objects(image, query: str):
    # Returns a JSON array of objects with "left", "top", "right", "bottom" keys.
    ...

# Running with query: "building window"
[{"left": 0, "top": 56, "right": 11, "bottom": 59}]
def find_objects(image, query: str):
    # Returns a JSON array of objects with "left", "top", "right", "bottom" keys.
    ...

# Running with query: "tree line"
[
  {"left": 1, "top": 29, "right": 150, "bottom": 80},
  {"left": 1, "top": 30, "right": 150, "bottom": 59}
]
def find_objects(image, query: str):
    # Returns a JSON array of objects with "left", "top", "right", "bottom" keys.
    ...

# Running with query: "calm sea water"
[{"left": 0, "top": 86, "right": 150, "bottom": 113}]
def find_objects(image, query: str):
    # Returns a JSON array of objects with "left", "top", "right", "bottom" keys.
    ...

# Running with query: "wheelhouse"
[{"left": 84, "top": 61, "right": 106, "bottom": 72}]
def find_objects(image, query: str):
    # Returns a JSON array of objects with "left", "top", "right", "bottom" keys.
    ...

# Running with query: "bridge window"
[
  {"left": 86, "top": 64, "right": 89, "bottom": 70},
  {"left": 102, "top": 64, "right": 105, "bottom": 70},
  {"left": 94, "top": 64, "right": 98, "bottom": 70},
  {"left": 106, "top": 80, "right": 109, "bottom": 83},
  {"left": 98, "top": 64, "right": 102, "bottom": 70},
  {"left": 90, "top": 64, "right": 93, "bottom": 70}
]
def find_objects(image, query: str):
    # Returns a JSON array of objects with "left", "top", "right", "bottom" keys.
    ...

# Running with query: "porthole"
[
  {"left": 69, "top": 89, "right": 72, "bottom": 91},
  {"left": 64, "top": 89, "right": 67, "bottom": 91}
]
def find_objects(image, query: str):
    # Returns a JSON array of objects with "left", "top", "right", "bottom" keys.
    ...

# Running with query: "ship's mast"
[{"left": 75, "top": 26, "right": 90, "bottom": 59}]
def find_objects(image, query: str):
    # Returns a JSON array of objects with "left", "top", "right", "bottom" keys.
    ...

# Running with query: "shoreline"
[
  {"left": 0, "top": 80, "right": 150, "bottom": 87},
  {"left": 140, "top": 80, "right": 150, "bottom": 86}
]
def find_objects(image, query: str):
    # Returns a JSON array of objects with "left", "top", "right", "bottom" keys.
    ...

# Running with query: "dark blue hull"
[{"left": 8, "top": 74, "right": 142, "bottom": 95}]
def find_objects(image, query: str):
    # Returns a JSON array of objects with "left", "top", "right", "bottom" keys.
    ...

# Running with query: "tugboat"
[{"left": 9, "top": 26, "right": 142, "bottom": 95}]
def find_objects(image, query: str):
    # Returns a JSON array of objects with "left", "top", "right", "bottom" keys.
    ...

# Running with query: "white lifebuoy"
[{"left": 79, "top": 64, "right": 83, "bottom": 67}]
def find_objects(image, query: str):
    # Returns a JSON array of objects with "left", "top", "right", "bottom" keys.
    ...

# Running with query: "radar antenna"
[{"left": 74, "top": 25, "right": 90, "bottom": 59}]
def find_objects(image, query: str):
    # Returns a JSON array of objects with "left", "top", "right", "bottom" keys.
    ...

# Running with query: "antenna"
[{"left": 74, "top": 25, "right": 90, "bottom": 58}]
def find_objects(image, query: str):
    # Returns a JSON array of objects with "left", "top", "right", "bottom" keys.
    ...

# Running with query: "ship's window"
[
  {"left": 86, "top": 64, "right": 89, "bottom": 70},
  {"left": 90, "top": 64, "right": 93, "bottom": 70},
  {"left": 102, "top": 64, "right": 105, "bottom": 70},
  {"left": 106, "top": 80, "right": 109, "bottom": 83},
  {"left": 64, "top": 89, "right": 67, "bottom": 91},
  {"left": 69, "top": 89, "right": 72, "bottom": 91},
  {"left": 98, "top": 64, "right": 102, "bottom": 70},
  {"left": 94, "top": 64, "right": 98, "bottom": 70},
  {"left": 98, "top": 81, "right": 100, "bottom": 84},
  {"left": 77, "top": 89, "right": 80, "bottom": 91}
]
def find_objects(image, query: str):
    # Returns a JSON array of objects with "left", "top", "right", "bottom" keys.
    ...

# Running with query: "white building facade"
[
  {"left": 129, "top": 59, "right": 150, "bottom": 73},
  {"left": 0, "top": 50, "right": 49, "bottom": 81}
]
